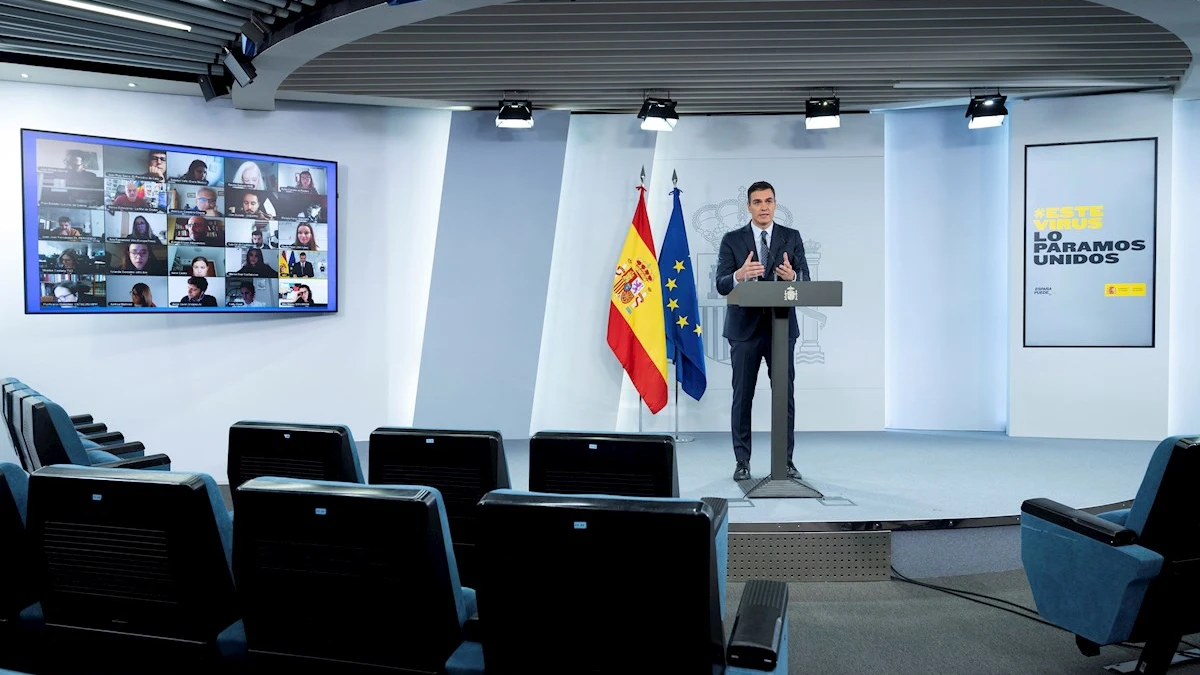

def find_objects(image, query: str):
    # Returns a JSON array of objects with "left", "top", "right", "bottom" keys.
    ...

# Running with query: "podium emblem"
[{"left": 784, "top": 286, "right": 798, "bottom": 302}]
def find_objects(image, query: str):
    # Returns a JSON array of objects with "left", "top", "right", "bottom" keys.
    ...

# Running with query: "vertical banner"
[{"left": 1024, "top": 138, "right": 1157, "bottom": 347}]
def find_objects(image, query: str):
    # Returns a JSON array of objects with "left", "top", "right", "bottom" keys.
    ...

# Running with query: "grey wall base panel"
[{"left": 729, "top": 531, "right": 892, "bottom": 582}]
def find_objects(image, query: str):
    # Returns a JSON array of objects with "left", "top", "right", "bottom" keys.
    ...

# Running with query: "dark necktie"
[{"left": 759, "top": 230, "right": 770, "bottom": 280}]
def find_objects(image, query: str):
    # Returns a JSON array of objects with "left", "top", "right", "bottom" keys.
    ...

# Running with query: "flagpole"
[{"left": 667, "top": 169, "right": 694, "bottom": 443}]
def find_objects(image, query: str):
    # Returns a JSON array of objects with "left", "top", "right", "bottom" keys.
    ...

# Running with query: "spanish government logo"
[
  {"left": 692, "top": 186, "right": 828, "bottom": 365},
  {"left": 614, "top": 257, "right": 655, "bottom": 314},
  {"left": 784, "top": 285, "right": 798, "bottom": 302}
]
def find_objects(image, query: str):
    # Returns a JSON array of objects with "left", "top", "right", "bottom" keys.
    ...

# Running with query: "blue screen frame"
[{"left": 21, "top": 128, "right": 338, "bottom": 314}]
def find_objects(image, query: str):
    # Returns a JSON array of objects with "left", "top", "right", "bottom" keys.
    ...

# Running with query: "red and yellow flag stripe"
[{"left": 606, "top": 186, "right": 668, "bottom": 413}]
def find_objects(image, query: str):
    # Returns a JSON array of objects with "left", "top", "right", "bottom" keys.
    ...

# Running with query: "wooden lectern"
[{"left": 726, "top": 280, "right": 843, "bottom": 499}]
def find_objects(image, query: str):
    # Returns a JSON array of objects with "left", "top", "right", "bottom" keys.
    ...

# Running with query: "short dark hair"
[
  {"left": 188, "top": 276, "right": 208, "bottom": 291},
  {"left": 747, "top": 181, "right": 775, "bottom": 203}
]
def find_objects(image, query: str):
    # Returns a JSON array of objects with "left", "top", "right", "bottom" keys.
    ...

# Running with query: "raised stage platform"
[{"left": 400, "top": 429, "right": 1154, "bottom": 581}]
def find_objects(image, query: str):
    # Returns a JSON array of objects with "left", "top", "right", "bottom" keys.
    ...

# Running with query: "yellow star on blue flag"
[{"left": 657, "top": 186, "right": 707, "bottom": 401}]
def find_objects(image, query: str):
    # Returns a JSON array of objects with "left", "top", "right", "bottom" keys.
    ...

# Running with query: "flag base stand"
[{"left": 673, "top": 433, "right": 695, "bottom": 443}]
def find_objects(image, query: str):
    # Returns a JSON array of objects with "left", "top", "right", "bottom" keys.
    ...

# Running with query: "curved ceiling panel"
[
  {"left": 278, "top": 0, "right": 1192, "bottom": 113},
  {"left": 0, "top": 0, "right": 334, "bottom": 82}
]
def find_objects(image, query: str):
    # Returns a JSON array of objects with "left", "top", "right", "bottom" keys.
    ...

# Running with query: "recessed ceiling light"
[
  {"left": 20, "top": 73, "right": 29, "bottom": 79},
  {"left": 128, "top": 82, "right": 137, "bottom": 88}
]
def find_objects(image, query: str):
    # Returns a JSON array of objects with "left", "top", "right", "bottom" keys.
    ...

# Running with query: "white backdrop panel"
[
  {"left": 530, "top": 114, "right": 658, "bottom": 434},
  {"left": 632, "top": 114, "right": 886, "bottom": 433},
  {"left": 1007, "top": 92, "right": 1172, "bottom": 440}
]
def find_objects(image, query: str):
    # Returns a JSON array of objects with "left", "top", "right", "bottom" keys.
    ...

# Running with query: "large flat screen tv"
[{"left": 22, "top": 129, "right": 337, "bottom": 314}]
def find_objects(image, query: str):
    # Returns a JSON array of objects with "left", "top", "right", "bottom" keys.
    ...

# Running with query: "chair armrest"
[
  {"left": 703, "top": 497, "right": 729, "bottom": 535},
  {"left": 95, "top": 452, "right": 170, "bottom": 470},
  {"left": 92, "top": 441, "right": 145, "bottom": 459},
  {"left": 1022, "top": 498, "right": 1136, "bottom": 546},
  {"left": 69, "top": 414, "right": 93, "bottom": 425},
  {"left": 74, "top": 422, "right": 107, "bottom": 434},
  {"left": 83, "top": 431, "right": 125, "bottom": 445},
  {"left": 727, "top": 580, "right": 788, "bottom": 672}
]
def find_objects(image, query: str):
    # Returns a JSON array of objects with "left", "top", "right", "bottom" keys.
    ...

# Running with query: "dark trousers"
[{"left": 729, "top": 331, "right": 796, "bottom": 464}]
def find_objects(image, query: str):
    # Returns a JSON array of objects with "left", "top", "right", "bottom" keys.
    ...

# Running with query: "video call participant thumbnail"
[
  {"left": 174, "top": 276, "right": 219, "bottom": 307},
  {"left": 225, "top": 189, "right": 275, "bottom": 220},
  {"left": 37, "top": 142, "right": 105, "bottom": 207},
  {"left": 223, "top": 218, "right": 275, "bottom": 249},
  {"left": 279, "top": 279, "right": 327, "bottom": 307},
  {"left": 225, "top": 279, "right": 277, "bottom": 308},
  {"left": 106, "top": 242, "right": 168, "bottom": 275},
  {"left": 106, "top": 178, "right": 164, "bottom": 211},
  {"left": 168, "top": 184, "right": 223, "bottom": 216},
  {"left": 105, "top": 212, "right": 166, "bottom": 243},
  {"left": 167, "top": 153, "right": 224, "bottom": 186},
  {"left": 169, "top": 216, "right": 226, "bottom": 247},
  {"left": 105, "top": 276, "right": 168, "bottom": 308},
  {"left": 226, "top": 247, "right": 278, "bottom": 278},
  {"left": 39, "top": 242, "right": 105, "bottom": 274},
  {"left": 41, "top": 276, "right": 105, "bottom": 307}
]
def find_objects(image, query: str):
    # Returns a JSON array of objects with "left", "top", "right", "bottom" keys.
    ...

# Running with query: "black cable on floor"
[{"left": 888, "top": 565, "right": 1199, "bottom": 657}]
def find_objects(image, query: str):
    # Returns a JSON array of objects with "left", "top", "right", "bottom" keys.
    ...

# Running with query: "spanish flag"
[
  {"left": 607, "top": 186, "right": 668, "bottom": 413},
  {"left": 279, "top": 251, "right": 289, "bottom": 277}
]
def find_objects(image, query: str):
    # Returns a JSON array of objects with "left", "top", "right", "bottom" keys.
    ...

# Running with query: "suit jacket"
[{"left": 715, "top": 222, "right": 811, "bottom": 342}]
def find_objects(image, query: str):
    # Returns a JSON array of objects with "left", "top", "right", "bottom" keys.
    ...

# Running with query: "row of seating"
[{"left": 0, "top": 461, "right": 781, "bottom": 675}]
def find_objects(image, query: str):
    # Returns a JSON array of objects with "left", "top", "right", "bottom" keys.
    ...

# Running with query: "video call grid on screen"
[{"left": 21, "top": 129, "right": 338, "bottom": 314}]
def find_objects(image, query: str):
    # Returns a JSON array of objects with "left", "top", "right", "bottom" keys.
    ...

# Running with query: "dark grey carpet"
[{"left": 724, "top": 569, "right": 1200, "bottom": 675}]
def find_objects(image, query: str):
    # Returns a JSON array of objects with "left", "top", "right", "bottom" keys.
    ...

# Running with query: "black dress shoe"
[
  {"left": 733, "top": 461, "right": 751, "bottom": 481},
  {"left": 786, "top": 462, "right": 801, "bottom": 479}
]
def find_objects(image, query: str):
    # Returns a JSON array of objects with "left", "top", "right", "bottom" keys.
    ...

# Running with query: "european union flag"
[{"left": 659, "top": 186, "right": 707, "bottom": 401}]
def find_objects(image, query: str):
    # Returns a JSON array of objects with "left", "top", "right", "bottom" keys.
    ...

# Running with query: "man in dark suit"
[
  {"left": 715, "top": 181, "right": 811, "bottom": 482},
  {"left": 293, "top": 252, "right": 315, "bottom": 278}
]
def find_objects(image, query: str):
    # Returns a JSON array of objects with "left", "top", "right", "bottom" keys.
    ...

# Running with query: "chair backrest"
[
  {"left": 26, "top": 465, "right": 237, "bottom": 644},
  {"left": 0, "top": 463, "right": 34, "bottom": 621},
  {"left": 9, "top": 389, "right": 39, "bottom": 471},
  {"left": 529, "top": 431, "right": 679, "bottom": 498},
  {"left": 24, "top": 396, "right": 89, "bottom": 469},
  {"left": 475, "top": 490, "right": 724, "bottom": 675},
  {"left": 233, "top": 477, "right": 466, "bottom": 671},
  {"left": 227, "top": 421, "right": 362, "bottom": 493},
  {"left": 1125, "top": 435, "right": 1200, "bottom": 561},
  {"left": 367, "top": 427, "right": 509, "bottom": 588},
  {"left": 2, "top": 383, "right": 30, "bottom": 462}
]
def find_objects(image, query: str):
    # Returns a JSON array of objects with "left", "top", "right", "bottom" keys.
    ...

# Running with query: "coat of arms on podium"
[
  {"left": 784, "top": 286, "right": 798, "bottom": 302},
  {"left": 692, "top": 186, "right": 829, "bottom": 366}
]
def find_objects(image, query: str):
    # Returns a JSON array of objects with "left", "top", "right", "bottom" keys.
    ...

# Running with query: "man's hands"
[
  {"left": 735, "top": 251, "right": 797, "bottom": 282},
  {"left": 776, "top": 253, "right": 797, "bottom": 282},
  {"left": 736, "top": 252, "right": 764, "bottom": 282}
]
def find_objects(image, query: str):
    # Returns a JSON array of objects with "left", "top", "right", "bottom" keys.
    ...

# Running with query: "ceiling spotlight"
[
  {"left": 20, "top": 73, "right": 29, "bottom": 79},
  {"left": 966, "top": 93, "right": 1008, "bottom": 129},
  {"left": 805, "top": 96, "right": 840, "bottom": 130},
  {"left": 496, "top": 99, "right": 534, "bottom": 129},
  {"left": 128, "top": 82, "right": 137, "bottom": 88},
  {"left": 638, "top": 97, "right": 678, "bottom": 131}
]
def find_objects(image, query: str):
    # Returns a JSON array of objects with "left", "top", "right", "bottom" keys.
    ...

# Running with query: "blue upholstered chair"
[
  {"left": 231, "top": 477, "right": 483, "bottom": 674},
  {"left": 473, "top": 490, "right": 782, "bottom": 675},
  {"left": 367, "top": 426, "right": 511, "bottom": 590},
  {"left": 1021, "top": 434, "right": 1200, "bottom": 675},
  {"left": 20, "top": 395, "right": 168, "bottom": 471},
  {"left": 0, "top": 463, "right": 41, "bottom": 673},
  {"left": 24, "top": 465, "right": 244, "bottom": 674},
  {"left": 2, "top": 380, "right": 130, "bottom": 452}
]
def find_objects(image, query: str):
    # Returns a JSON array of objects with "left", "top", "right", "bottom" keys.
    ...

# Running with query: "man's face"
[
  {"left": 128, "top": 244, "right": 149, "bottom": 269},
  {"left": 125, "top": 183, "right": 138, "bottom": 199},
  {"left": 241, "top": 287, "right": 254, "bottom": 303},
  {"left": 196, "top": 190, "right": 216, "bottom": 212},
  {"left": 243, "top": 194, "right": 259, "bottom": 212},
  {"left": 65, "top": 155, "right": 83, "bottom": 172},
  {"left": 54, "top": 287, "right": 77, "bottom": 302},
  {"left": 187, "top": 283, "right": 202, "bottom": 300},
  {"left": 747, "top": 188, "right": 776, "bottom": 227},
  {"left": 147, "top": 152, "right": 167, "bottom": 176}
]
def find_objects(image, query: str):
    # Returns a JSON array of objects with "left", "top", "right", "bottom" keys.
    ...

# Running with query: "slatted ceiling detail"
[
  {"left": 0, "top": 0, "right": 332, "bottom": 78},
  {"left": 282, "top": 0, "right": 1190, "bottom": 113}
]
